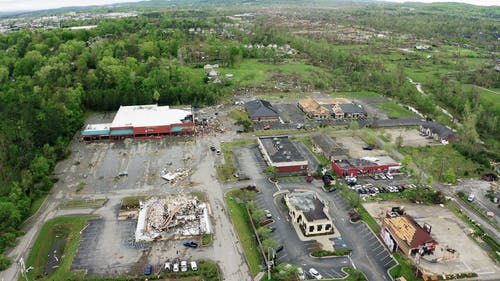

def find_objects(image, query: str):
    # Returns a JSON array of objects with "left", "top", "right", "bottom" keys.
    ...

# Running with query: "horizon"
[{"left": 0, "top": 0, "right": 498, "bottom": 13}]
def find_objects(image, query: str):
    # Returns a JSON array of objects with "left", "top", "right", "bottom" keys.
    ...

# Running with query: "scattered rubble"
[
  {"left": 135, "top": 195, "right": 211, "bottom": 242},
  {"left": 161, "top": 168, "right": 191, "bottom": 183}
]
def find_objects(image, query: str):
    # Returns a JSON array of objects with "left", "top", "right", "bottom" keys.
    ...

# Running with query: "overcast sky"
[{"left": 0, "top": 0, "right": 497, "bottom": 12}]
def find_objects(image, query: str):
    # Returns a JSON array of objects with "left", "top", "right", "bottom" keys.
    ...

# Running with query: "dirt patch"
[
  {"left": 382, "top": 128, "right": 434, "bottom": 147},
  {"left": 336, "top": 136, "right": 386, "bottom": 158},
  {"left": 364, "top": 202, "right": 499, "bottom": 275}
]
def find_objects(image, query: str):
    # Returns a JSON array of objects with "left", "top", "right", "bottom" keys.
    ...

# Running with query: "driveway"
[{"left": 233, "top": 146, "right": 396, "bottom": 280}]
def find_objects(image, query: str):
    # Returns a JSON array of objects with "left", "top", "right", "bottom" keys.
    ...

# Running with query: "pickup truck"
[{"left": 183, "top": 240, "right": 199, "bottom": 248}]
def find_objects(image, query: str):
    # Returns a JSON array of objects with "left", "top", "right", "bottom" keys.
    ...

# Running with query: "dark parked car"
[
  {"left": 144, "top": 264, "right": 153, "bottom": 275},
  {"left": 275, "top": 245, "right": 284, "bottom": 252},
  {"left": 363, "top": 145, "right": 374, "bottom": 150},
  {"left": 322, "top": 174, "right": 334, "bottom": 186},
  {"left": 183, "top": 240, "right": 199, "bottom": 248}
]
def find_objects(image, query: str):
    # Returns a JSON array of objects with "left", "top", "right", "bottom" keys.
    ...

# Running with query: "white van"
[
  {"left": 180, "top": 260, "right": 188, "bottom": 272},
  {"left": 190, "top": 261, "right": 198, "bottom": 271}
]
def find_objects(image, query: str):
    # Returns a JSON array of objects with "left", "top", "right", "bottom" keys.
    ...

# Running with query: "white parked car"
[
  {"left": 190, "top": 261, "right": 198, "bottom": 271},
  {"left": 164, "top": 262, "right": 171, "bottom": 271},
  {"left": 265, "top": 209, "right": 272, "bottom": 219},
  {"left": 173, "top": 262, "right": 179, "bottom": 272},
  {"left": 180, "top": 260, "right": 188, "bottom": 272},
  {"left": 309, "top": 268, "right": 323, "bottom": 280},
  {"left": 386, "top": 173, "right": 394, "bottom": 180}
]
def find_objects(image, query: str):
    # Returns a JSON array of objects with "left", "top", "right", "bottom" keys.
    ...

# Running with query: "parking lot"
[
  {"left": 51, "top": 109, "right": 251, "bottom": 280},
  {"left": 232, "top": 145, "right": 396, "bottom": 280}
]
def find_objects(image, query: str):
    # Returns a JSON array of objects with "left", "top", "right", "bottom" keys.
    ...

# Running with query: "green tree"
[
  {"left": 257, "top": 226, "right": 272, "bottom": 240},
  {"left": 442, "top": 168, "right": 457, "bottom": 184}
]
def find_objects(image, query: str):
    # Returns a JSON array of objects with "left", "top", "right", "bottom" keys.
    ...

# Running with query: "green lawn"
[
  {"left": 225, "top": 190, "right": 263, "bottom": 277},
  {"left": 389, "top": 253, "right": 420, "bottom": 281},
  {"left": 219, "top": 59, "right": 332, "bottom": 88},
  {"left": 333, "top": 91, "right": 383, "bottom": 99},
  {"left": 29, "top": 194, "right": 48, "bottom": 217},
  {"left": 401, "top": 145, "right": 486, "bottom": 180},
  {"left": 25, "top": 215, "right": 99, "bottom": 281},
  {"left": 372, "top": 102, "right": 418, "bottom": 118}
]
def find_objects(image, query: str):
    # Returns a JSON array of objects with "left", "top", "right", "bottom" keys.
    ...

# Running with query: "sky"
[{"left": 0, "top": 0, "right": 498, "bottom": 12}]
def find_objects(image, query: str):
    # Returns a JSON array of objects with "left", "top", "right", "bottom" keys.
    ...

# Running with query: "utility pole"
[
  {"left": 267, "top": 247, "right": 275, "bottom": 280},
  {"left": 19, "top": 257, "right": 29, "bottom": 281}
]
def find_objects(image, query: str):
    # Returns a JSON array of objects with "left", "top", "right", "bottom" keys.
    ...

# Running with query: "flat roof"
[
  {"left": 111, "top": 105, "right": 192, "bottom": 128},
  {"left": 287, "top": 192, "right": 329, "bottom": 221},
  {"left": 84, "top": 123, "right": 111, "bottom": 131},
  {"left": 259, "top": 136, "right": 306, "bottom": 163},
  {"left": 335, "top": 156, "right": 398, "bottom": 169}
]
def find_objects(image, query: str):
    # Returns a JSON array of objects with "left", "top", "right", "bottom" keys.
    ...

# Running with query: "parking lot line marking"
[
  {"left": 384, "top": 260, "right": 394, "bottom": 267},
  {"left": 376, "top": 249, "right": 386, "bottom": 256}
]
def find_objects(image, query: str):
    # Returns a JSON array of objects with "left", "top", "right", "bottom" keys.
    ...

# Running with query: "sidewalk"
[{"left": 289, "top": 216, "right": 340, "bottom": 251}]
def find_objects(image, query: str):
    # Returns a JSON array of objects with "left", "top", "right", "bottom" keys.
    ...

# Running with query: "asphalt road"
[{"left": 231, "top": 145, "right": 396, "bottom": 280}]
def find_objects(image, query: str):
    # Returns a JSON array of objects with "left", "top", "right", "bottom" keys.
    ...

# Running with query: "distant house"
[
  {"left": 339, "top": 103, "right": 367, "bottom": 119},
  {"left": 381, "top": 214, "right": 437, "bottom": 257},
  {"left": 310, "top": 134, "right": 349, "bottom": 161},
  {"left": 245, "top": 100, "right": 280, "bottom": 122},
  {"left": 298, "top": 97, "right": 363, "bottom": 119},
  {"left": 419, "top": 122, "right": 459, "bottom": 143}
]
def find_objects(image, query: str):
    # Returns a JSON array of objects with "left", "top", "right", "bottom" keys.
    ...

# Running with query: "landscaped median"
[
  {"left": 26, "top": 215, "right": 100, "bottom": 281},
  {"left": 224, "top": 189, "right": 263, "bottom": 277}
]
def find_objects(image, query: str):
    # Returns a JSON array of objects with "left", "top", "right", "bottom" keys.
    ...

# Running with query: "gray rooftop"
[
  {"left": 259, "top": 136, "right": 306, "bottom": 163},
  {"left": 311, "top": 134, "right": 348, "bottom": 158},
  {"left": 421, "top": 122, "right": 458, "bottom": 139},
  {"left": 245, "top": 99, "right": 279, "bottom": 119},
  {"left": 339, "top": 103, "right": 366, "bottom": 114},
  {"left": 287, "top": 192, "right": 328, "bottom": 221}
]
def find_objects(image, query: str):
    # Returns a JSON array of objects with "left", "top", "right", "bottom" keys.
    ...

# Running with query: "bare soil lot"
[
  {"left": 364, "top": 202, "right": 500, "bottom": 276},
  {"left": 336, "top": 136, "right": 386, "bottom": 158},
  {"left": 382, "top": 128, "right": 434, "bottom": 147}
]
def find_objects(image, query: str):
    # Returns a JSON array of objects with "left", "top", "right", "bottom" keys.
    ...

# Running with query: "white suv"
[{"left": 309, "top": 268, "right": 323, "bottom": 280}]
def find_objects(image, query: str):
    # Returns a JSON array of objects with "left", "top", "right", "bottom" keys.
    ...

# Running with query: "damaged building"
[{"left": 135, "top": 195, "right": 211, "bottom": 242}]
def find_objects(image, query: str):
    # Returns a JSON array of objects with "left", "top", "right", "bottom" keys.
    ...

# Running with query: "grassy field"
[
  {"left": 25, "top": 215, "right": 99, "bottom": 281},
  {"left": 225, "top": 189, "right": 262, "bottom": 277},
  {"left": 333, "top": 91, "right": 383, "bottom": 99},
  {"left": 220, "top": 59, "right": 332, "bottom": 88},
  {"left": 29, "top": 194, "right": 48, "bottom": 217},
  {"left": 59, "top": 198, "right": 108, "bottom": 209},
  {"left": 400, "top": 145, "right": 486, "bottom": 180},
  {"left": 372, "top": 102, "right": 418, "bottom": 118}
]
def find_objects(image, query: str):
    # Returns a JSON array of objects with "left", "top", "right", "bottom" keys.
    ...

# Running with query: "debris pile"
[
  {"left": 135, "top": 195, "right": 211, "bottom": 242},
  {"left": 160, "top": 168, "right": 191, "bottom": 183}
]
